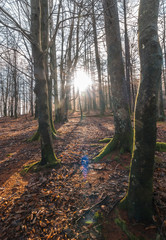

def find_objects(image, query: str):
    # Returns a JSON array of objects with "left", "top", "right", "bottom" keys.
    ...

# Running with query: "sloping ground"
[{"left": 0, "top": 113, "right": 165, "bottom": 240}]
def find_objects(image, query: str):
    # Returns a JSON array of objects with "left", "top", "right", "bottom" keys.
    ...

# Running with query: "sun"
[{"left": 74, "top": 70, "right": 92, "bottom": 92}]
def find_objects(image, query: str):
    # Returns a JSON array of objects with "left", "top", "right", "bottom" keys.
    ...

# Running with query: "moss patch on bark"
[
  {"left": 99, "top": 139, "right": 166, "bottom": 152},
  {"left": 28, "top": 129, "right": 40, "bottom": 142},
  {"left": 99, "top": 138, "right": 112, "bottom": 143},
  {"left": 156, "top": 142, "right": 166, "bottom": 152},
  {"left": 93, "top": 132, "right": 133, "bottom": 162}
]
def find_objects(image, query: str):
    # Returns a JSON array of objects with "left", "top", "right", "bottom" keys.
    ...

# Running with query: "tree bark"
[
  {"left": 123, "top": 0, "right": 131, "bottom": 111},
  {"left": 157, "top": 75, "right": 165, "bottom": 120},
  {"left": 13, "top": 49, "right": 18, "bottom": 118},
  {"left": 94, "top": 0, "right": 132, "bottom": 161},
  {"left": 49, "top": 0, "right": 62, "bottom": 126},
  {"left": 121, "top": 0, "right": 162, "bottom": 222},
  {"left": 162, "top": 0, "right": 166, "bottom": 95},
  {"left": 92, "top": 0, "right": 105, "bottom": 115},
  {"left": 31, "top": 0, "right": 59, "bottom": 165},
  {"left": 30, "top": 68, "right": 34, "bottom": 116},
  {"left": 58, "top": 7, "right": 65, "bottom": 123}
]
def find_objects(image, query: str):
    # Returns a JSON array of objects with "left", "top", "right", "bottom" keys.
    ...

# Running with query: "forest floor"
[{"left": 0, "top": 112, "right": 166, "bottom": 240}]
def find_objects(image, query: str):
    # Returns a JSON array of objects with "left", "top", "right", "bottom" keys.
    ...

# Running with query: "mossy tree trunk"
[
  {"left": 94, "top": 0, "right": 132, "bottom": 161},
  {"left": 121, "top": 0, "right": 162, "bottom": 223},
  {"left": 31, "top": 0, "right": 59, "bottom": 165}
]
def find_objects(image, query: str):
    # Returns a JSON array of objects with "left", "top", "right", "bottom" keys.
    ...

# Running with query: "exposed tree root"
[
  {"left": 52, "top": 131, "right": 59, "bottom": 139},
  {"left": 99, "top": 139, "right": 166, "bottom": 153},
  {"left": 93, "top": 133, "right": 132, "bottom": 162},
  {"left": 99, "top": 138, "right": 112, "bottom": 143},
  {"left": 21, "top": 159, "right": 61, "bottom": 175},
  {"left": 93, "top": 138, "right": 117, "bottom": 162},
  {"left": 20, "top": 161, "right": 40, "bottom": 175},
  {"left": 94, "top": 133, "right": 133, "bottom": 162}
]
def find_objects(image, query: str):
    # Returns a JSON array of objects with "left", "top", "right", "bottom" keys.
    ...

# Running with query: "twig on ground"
[{"left": 76, "top": 195, "right": 109, "bottom": 224}]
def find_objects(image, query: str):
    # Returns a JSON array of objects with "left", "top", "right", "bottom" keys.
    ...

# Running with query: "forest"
[{"left": 0, "top": 0, "right": 166, "bottom": 239}]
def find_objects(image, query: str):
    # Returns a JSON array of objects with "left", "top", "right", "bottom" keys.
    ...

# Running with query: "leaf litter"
[{"left": 0, "top": 113, "right": 165, "bottom": 240}]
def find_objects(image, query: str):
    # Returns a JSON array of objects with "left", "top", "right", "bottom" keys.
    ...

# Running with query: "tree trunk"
[
  {"left": 90, "top": 49, "right": 97, "bottom": 111},
  {"left": 73, "top": 85, "right": 76, "bottom": 112},
  {"left": 4, "top": 66, "right": 9, "bottom": 116},
  {"left": 31, "top": 0, "right": 59, "bottom": 165},
  {"left": 123, "top": 0, "right": 131, "bottom": 111},
  {"left": 30, "top": 69, "right": 34, "bottom": 116},
  {"left": 92, "top": 0, "right": 105, "bottom": 115},
  {"left": 49, "top": 0, "right": 61, "bottom": 128},
  {"left": 162, "top": 0, "right": 166, "bottom": 95},
  {"left": 107, "top": 72, "right": 112, "bottom": 111},
  {"left": 130, "top": 62, "right": 136, "bottom": 112},
  {"left": 49, "top": 0, "right": 59, "bottom": 123},
  {"left": 59, "top": 8, "right": 65, "bottom": 123},
  {"left": 13, "top": 49, "right": 18, "bottom": 119},
  {"left": 1, "top": 75, "right": 4, "bottom": 116},
  {"left": 94, "top": 0, "right": 132, "bottom": 161},
  {"left": 157, "top": 75, "right": 165, "bottom": 120},
  {"left": 10, "top": 77, "right": 14, "bottom": 117},
  {"left": 41, "top": 0, "right": 56, "bottom": 136},
  {"left": 121, "top": 0, "right": 162, "bottom": 223},
  {"left": 79, "top": 93, "right": 83, "bottom": 120}
]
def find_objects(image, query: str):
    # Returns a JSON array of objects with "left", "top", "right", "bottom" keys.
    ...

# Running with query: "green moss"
[
  {"left": 93, "top": 138, "right": 117, "bottom": 162},
  {"left": 156, "top": 142, "right": 166, "bottom": 152},
  {"left": 38, "top": 160, "right": 61, "bottom": 169},
  {"left": 28, "top": 129, "right": 40, "bottom": 142},
  {"left": 49, "top": 113, "right": 57, "bottom": 134},
  {"left": 115, "top": 216, "right": 145, "bottom": 240},
  {"left": 51, "top": 121, "right": 57, "bottom": 135},
  {"left": 40, "top": 147, "right": 60, "bottom": 165},
  {"left": 20, "top": 161, "right": 39, "bottom": 175},
  {"left": 99, "top": 138, "right": 112, "bottom": 143},
  {"left": 52, "top": 131, "right": 58, "bottom": 139},
  {"left": 27, "top": 123, "right": 58, "bottom": 142},
  {"left": 93, "top": 131, "right": 133, "bottom": 162},
  {"left": 20, "top": 159, "right": 61, "bottom": 175},
  {"left": 94, "top": 210, "right": 103, "bottom": 222}
]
